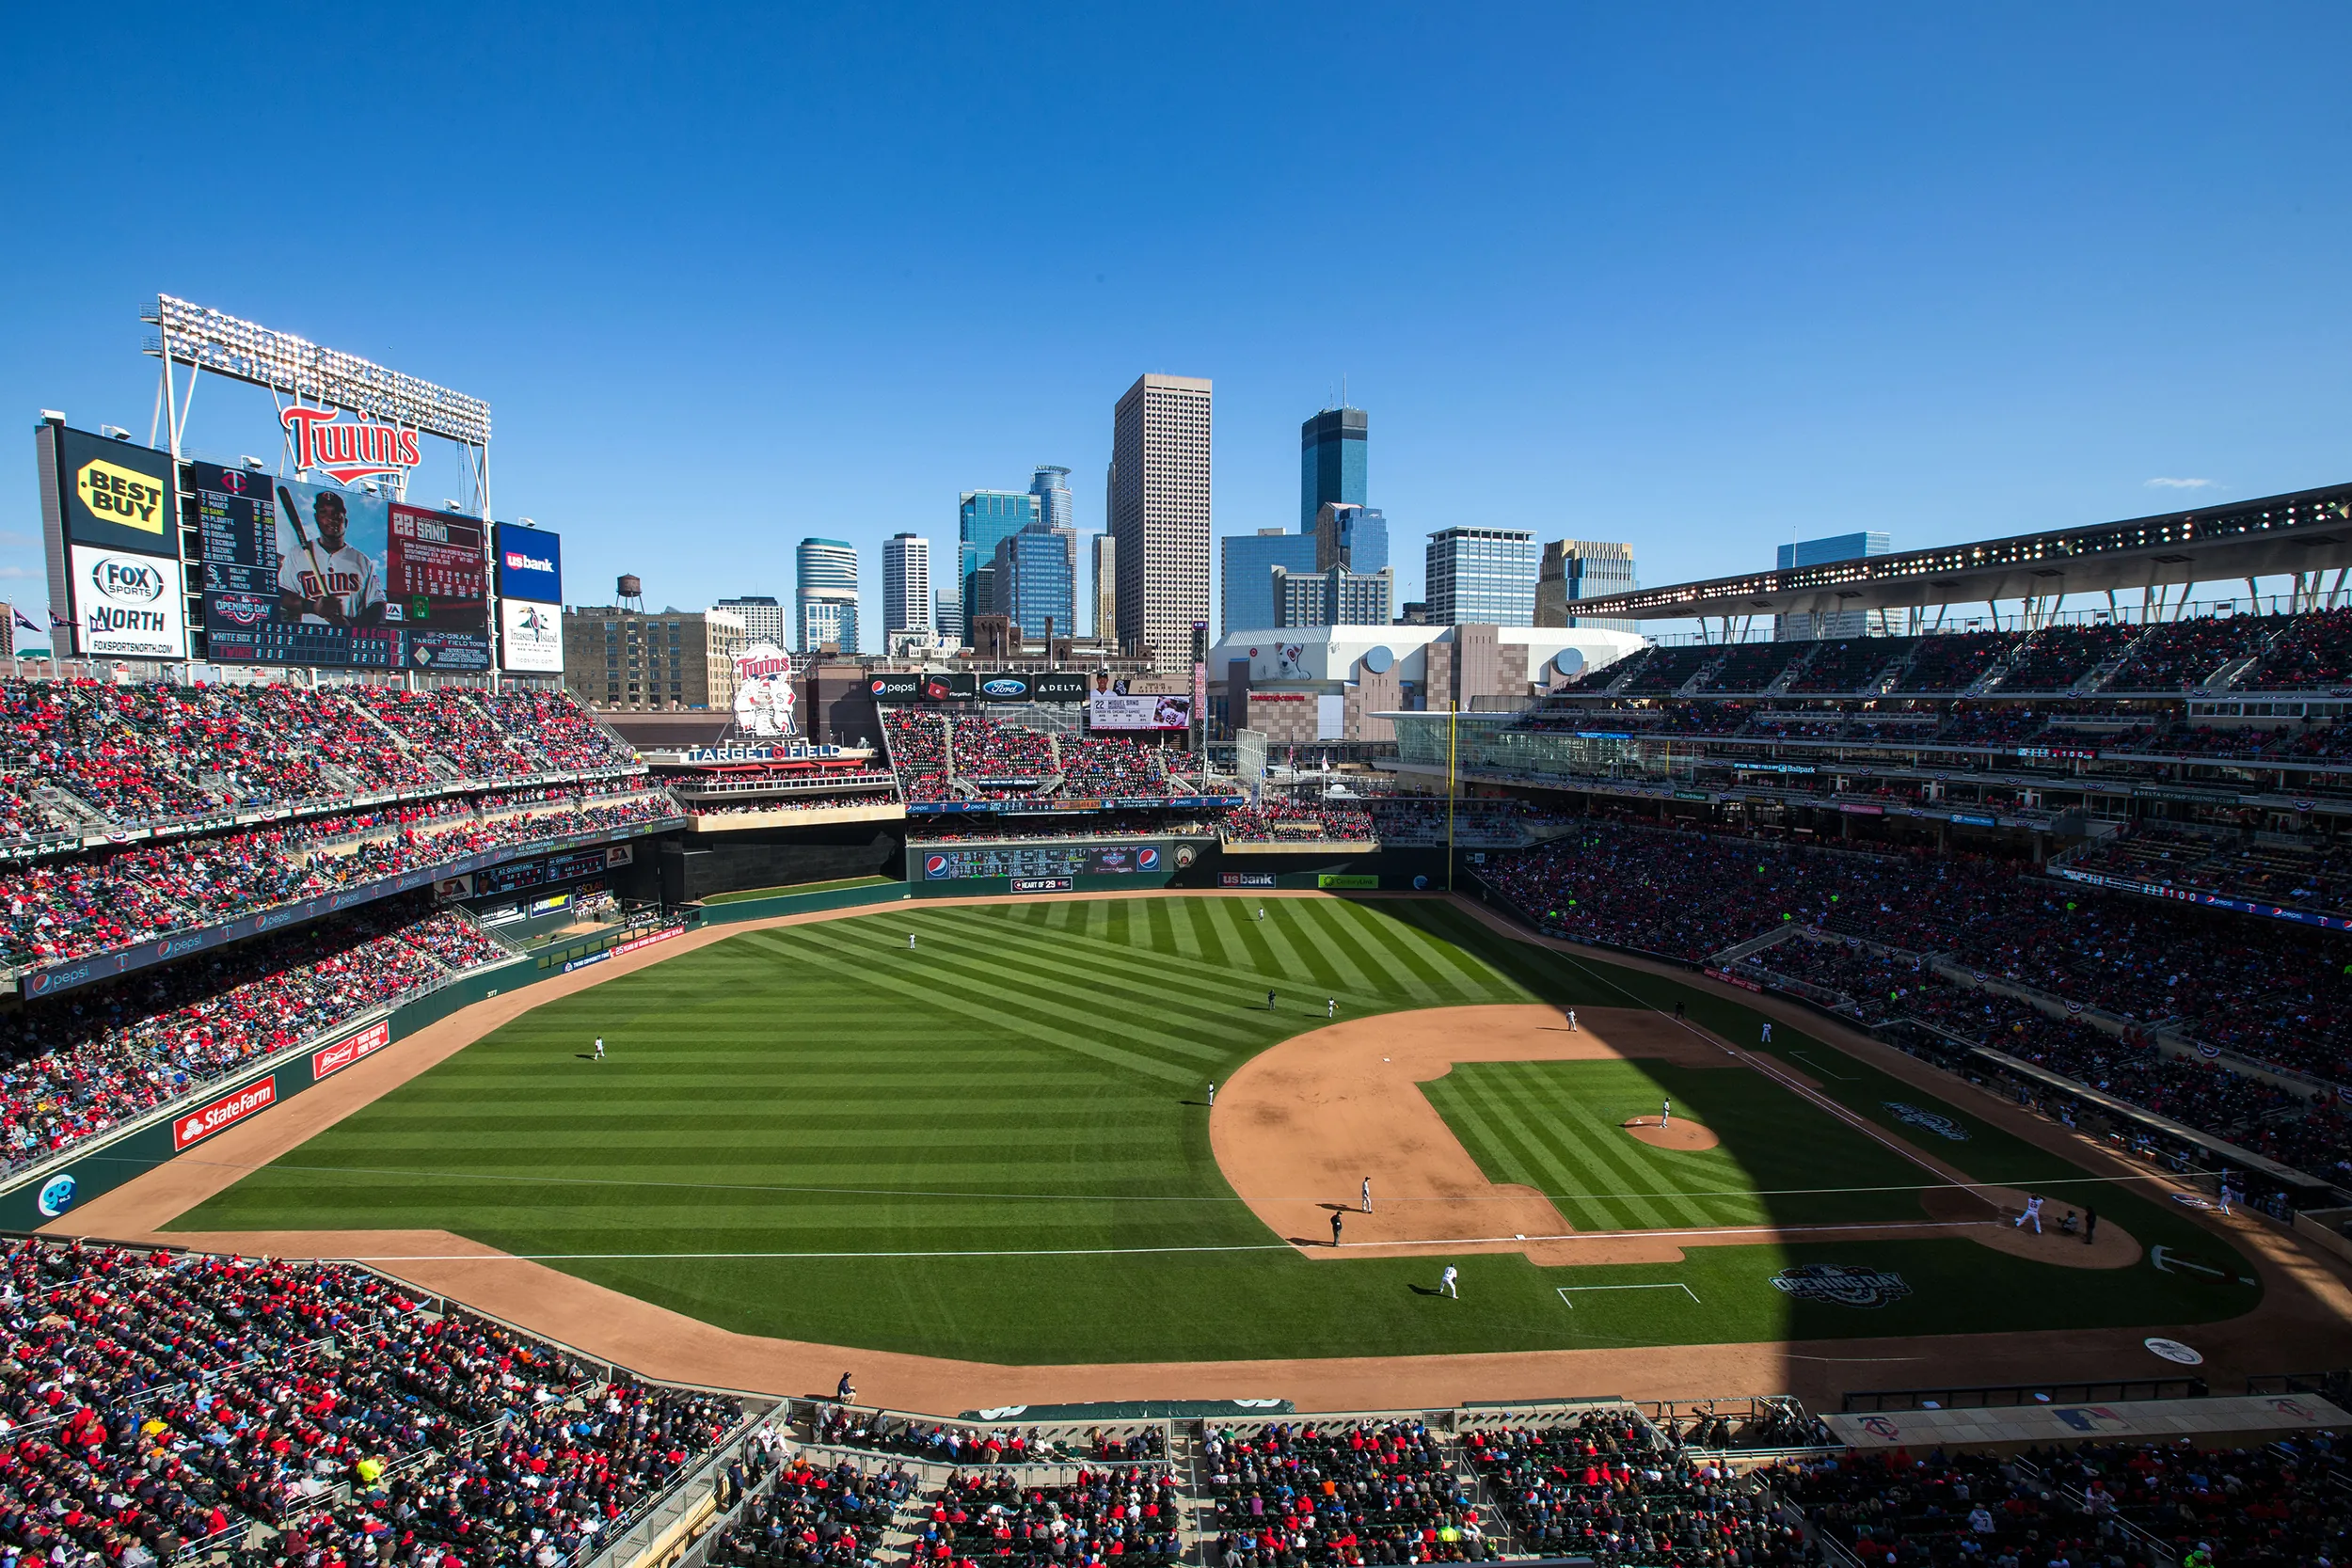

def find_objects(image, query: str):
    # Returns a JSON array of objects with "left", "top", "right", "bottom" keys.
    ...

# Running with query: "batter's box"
[{"left": 1556, "top": 1282, "right": 1700, "bottom": 1308}]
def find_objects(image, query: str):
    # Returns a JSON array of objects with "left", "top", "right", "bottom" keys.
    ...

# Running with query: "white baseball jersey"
[{"left": 278, "top": 534, "right": 384, "bottom": 624}]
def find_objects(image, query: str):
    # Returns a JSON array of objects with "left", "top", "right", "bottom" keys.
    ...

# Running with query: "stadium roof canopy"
[{"left": 1565, "top": 482, "right": 2352, "bottom": 623}]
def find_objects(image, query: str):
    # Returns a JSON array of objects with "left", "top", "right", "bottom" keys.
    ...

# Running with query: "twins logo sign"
[
  {"left": 1769, "top": 1263, "right": 1913, "bottom": 1308},
  {"left": 1881, "top": 1101, "right": 1971, "bottom": 1141}
]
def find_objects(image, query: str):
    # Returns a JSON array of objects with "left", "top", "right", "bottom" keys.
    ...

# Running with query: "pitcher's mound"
[{"left": 1623, "top": 1117, "right": 1720, "bottom": 1150}]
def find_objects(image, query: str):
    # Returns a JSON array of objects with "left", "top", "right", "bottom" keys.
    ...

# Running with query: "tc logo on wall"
[{"left": 1768, "top": 1263, "right": 1913, "bottom": 1308}]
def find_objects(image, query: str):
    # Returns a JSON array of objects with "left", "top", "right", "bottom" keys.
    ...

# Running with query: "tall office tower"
[
  {"left": 1424, "top": 527, "right": 1539, "bottom": 626},
  {"left": 1313, "top": 502, "right": 1388, "bottom": 576},
  {"left": 1300, "top": 405, "right": 1368, "bottom": 532},
  {"left": 1272, "top": 564, "right": 1393, "bottom": 627},
  {"left": 936, "top": 584, "right": 961, "bottom": 644},
  {"left": 993, "top": 525, "right": 1076, "bottom": 639},
  {"left": 1222, "top": 527, "right": 1318, "bottom": 636},
  {"left": 882, "top": 533, "right": 932, "bottom": 637},
  {"left": 712, "top": 594, "right": 787, "bottom": 646},
  {"left": 1108, "top": 372, "right": 1211, "bottom": 671},
  {"left": 1029, "top": 465, "right": 1073, "bottom": 531},
  {"left": 958, "top": 489, "right": 1039, "bottom": 645},
  {"left": 1536, "top": 540, "right": 1638, "bottom": 630},
  {"left": 794, "top": 537, "right": 861, "bottom": 653},
  {"left": 1089, "top": 532, "right": 1117, "bottom": 641},
  {"left": 1774, "top": 531, "right": 1895, "bottom": 640}
]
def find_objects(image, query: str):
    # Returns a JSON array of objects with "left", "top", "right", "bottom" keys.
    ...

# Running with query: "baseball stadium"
[{"left": 6, "top": 304, "right": 2352, "bottom": 1568}]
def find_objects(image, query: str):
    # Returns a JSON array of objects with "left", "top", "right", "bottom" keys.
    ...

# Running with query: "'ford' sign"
[{"left": 980, "top": 677, "right": 1029, "bottom": 699}]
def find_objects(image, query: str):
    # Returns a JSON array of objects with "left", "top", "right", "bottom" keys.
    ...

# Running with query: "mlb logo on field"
[{"left": 924, "top": 854, "right": 951, "bottom": 879}]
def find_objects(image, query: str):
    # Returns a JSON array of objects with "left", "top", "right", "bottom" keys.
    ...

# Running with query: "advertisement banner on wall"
[
  {"left": 493, "top": 524, "right": 562, "bottom": 603},
  {"left": 918, "top": 671, "right": 977, "bottom": 702},
  {"left": 68, "top": 544, "right": 186, "bottom": 658},
  {"left": 57, "top": 428, "right": 178, "bottom": 550},
  {"left": 1031, "top": 673, "right": 1089, "bottom": 703},
  {"left": 500, "top": 598, "right": 564, "bottom": 672},
  {"left": 1089, "top": 692, "right": 1192, "bottom": 731}
]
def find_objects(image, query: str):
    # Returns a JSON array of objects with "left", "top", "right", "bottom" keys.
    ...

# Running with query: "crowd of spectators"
[
  {"left": 0, "top": 783, "right": 674, "bottom": 972},
  {"left": 923, "top": 1466, "right": 1183, "bottom": 1566},
  {"left": 2108, "top": 616, "right": 2273, "bottom": 691},
  {"left": 882, "top": 711, "right": 1200, "bottom": 805},
  {"left": 0, "top": 680, "right": 636, "bottom": 844},
  {"left": 1479, "top": 817, "right": 2352, "bottom": 1085},
  {"left": 0, "top": 1238, "right": 749, "bottom": 1568},
  {"left": 1461, "top": 1414, "right": 1805, "bottom": 1565},
  {"left": 0, "top": 895, "right": 513, "bottom": 1176},
  {"left": 1204, "top": 1420, "right": 1489, "bottom": 1567},
  {"left": 1767, "top": 1437, "right": 2351, "bottom": 1568},
  {"left": 1220, "top": 800, "right": 1375, "bottom": 843},
  {"left": 2245, "top": 606, "right": 2352, "bottom": 690},
  {"left": 689, "top": 793, "right": 902, "bottom": 817},
  {"left": 706, "top": 1449, "right": 911, "bottom": 1568},
  {"left": 1995, "top": 622, "right": 2137, "bottom": 691}
]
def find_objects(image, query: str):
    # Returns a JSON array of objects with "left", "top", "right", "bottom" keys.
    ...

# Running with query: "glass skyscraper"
[
  {"left": 1221, "top": 528, "right": 1319, "bottom": 636},
  {"left": 1424, "top": 528, "right": 1538, "bottom": 626},
  {"left": 993, "top": 526, "right": 1076, "bottom": 640},
  {"left": 1774, "top": 531, "right": 1895, "bottom": 640},
  {"left": 1314, "top": 502, "right": 1388, "bottom": 577},
  {"left": 1300, "top": 406, "right": 1368, "bottom": 532},
  {"left": 1028, "top": 465, "right": 1073, "bottom": 531},
  {"left": 958, "top": 489, "right": 1040, "bottom": 643},
  {"left": 794, "top": 537, "right": 860, "bottom": 653}
]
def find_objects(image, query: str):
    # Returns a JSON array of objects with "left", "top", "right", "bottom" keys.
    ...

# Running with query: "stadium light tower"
[{"left": 140, "top": 294, "right": 493, "bottom": 514}]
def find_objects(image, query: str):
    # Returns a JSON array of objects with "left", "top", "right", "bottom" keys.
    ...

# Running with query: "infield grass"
[{"left": 177, "top": 895, "right": 2260, "bottom": 1363}]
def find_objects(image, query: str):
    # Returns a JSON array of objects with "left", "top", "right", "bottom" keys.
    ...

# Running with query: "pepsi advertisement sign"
[{"left": 493, "top": 524, "right": 563, "bottom": 603}]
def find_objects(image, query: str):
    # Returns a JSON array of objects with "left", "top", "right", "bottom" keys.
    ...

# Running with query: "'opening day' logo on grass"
[
  {"left": 1769, "top": 1263, "right": 1914, "bottom": 1308},
  {"left": 1882, "top": 1101, "right": 1971, "bottom": 1140}
]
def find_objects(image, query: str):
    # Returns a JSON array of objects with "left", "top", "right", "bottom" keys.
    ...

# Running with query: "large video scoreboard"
[{"left": 188, "top": 462, "right": 492, "bottom": 670}]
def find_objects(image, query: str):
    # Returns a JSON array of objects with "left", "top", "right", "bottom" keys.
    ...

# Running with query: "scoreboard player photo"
[{"left": 275, "top": 483, "right": 389, "bottom": 628}]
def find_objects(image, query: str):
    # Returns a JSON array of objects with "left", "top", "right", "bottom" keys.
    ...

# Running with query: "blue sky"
[{"left": 5, "top": 4, "right": 2349, "bottom": 641}]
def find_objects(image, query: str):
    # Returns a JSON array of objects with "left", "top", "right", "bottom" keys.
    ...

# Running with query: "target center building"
[{"left": 564, "top": 605, "right": 747, "bottom": 710}]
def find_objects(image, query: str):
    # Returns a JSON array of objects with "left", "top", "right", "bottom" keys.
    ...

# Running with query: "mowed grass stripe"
[
  {"left": 754, "top": 927, "right": 1206, "bottom": 1081},
  {"left": 911, "top": 911, "right": 1285, "bottom": 1031},
  {"left": 1452, "top": 1065, "right": 1678, "bottom": 1229},
  {"left": 1499, "top": 1061, "right": 1725, "bottom": 1228},
  {"left": 928, "top": 899, "right": 1402, "bottom": 1012},
  {"left": 1284, "top": 903, "right": 1378, "bottom": 995}
]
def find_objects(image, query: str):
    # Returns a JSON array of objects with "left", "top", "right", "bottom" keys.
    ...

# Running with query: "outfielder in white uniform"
[
  {"left": 1439, "top": 1265, "right": 1458, "bottom": 1299},
  {"left": 593, "top": 1037, "right": 604, "bottom": 1061}
]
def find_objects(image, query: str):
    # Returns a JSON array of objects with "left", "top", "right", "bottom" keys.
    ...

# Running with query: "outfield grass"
[
  {"left": 701, "top": 875, "right": 896, "bottom": 903},
  {"left": 177, "top": 895, "right": 2260, "bottom": 1363}
]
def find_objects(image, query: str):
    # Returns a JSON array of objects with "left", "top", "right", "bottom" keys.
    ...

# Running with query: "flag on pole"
[{"left": 11, "top": 610, "right": 37, "bottom": 634}]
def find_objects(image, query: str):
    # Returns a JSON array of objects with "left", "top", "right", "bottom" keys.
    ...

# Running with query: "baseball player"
[
  {"left": 1327, "top": 997, "right": 1336, "bottom": 1019},
  {"left": 1565, "top": 1008, "right": 1578, "bottom": 1031},
  {"left": 1439, "top": 1265, "right": 1458, "bottom": 1299},
  {"left": 277, "top": 489, "right": 386, "bottom": 626},
  {"left": 593, "top": 1037, "right": 604, "bottom": 1061},
  {"left": 1760, "top": 1022, "right": 1772, "bottom": 1046},
  {"left": 2217, "top": 1178, "right": 2237, "bottom": 1216},
  {"left": 1330, "top": 1210, "right": 1343, "bottom": 1246},
  {"left": 1267, "top": 989, "right": 1277, "bottom": 1012},
  {"left": 1206, "top": 1081, "right": 1216, "bottom": 1106},
  {"left": 908, "top": 933, "right": 916, "bottom": 951},
  {"left": 1361, "top": 1176, "right": 1372, "bottom": 1213},
  {"left": 1257, "top": 906, "right": 1264, "bottom": 922},
  {"left": 2015, "top": 1194, "right": 2044, "bottom": 1233},
  {"left": 1661, "top": 1098, "right": 1670, "bottom": 1129}
]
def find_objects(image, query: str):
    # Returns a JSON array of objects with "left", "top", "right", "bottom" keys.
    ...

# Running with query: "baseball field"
[{"left": 174, "top": 895, "right": 2263, "bottom": 1365}]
